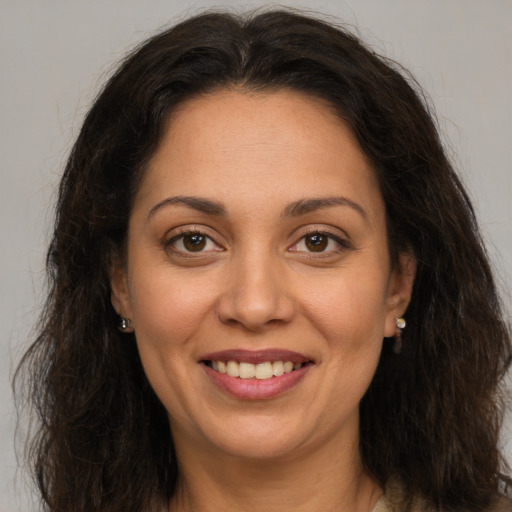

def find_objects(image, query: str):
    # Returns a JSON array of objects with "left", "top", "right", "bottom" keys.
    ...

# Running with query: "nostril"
[{"left": 216, "top": 290, "right": 295, "bottom": 331}]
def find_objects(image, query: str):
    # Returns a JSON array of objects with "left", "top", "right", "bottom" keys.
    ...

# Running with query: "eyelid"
[
  {"left": 287, "top": 226, "right": 352, "bottom": 254},
  {"left": 161, "top": 224, "right": 352, "bottom": 257},
  {"left": 162, "top": 225, "right": 225, "bottom": 253},
  {"left": 292, "top": 224, "right": 351, "bottom": 243}
]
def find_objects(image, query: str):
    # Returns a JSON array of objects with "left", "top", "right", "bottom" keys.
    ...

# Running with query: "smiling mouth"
[{"left": 203, "top": 360, "right": 311, "bottom": 380}]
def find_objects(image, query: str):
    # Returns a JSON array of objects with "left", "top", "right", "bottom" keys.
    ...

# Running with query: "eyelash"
[
  {"left": 288, "top": 229, "right": 351, "bottom": 256},
  {"left": 163, "top": 228, "right": 350, "bottom": 257},
  {"left": 163, "top": 229, "right": 223, "bottom": 255}
]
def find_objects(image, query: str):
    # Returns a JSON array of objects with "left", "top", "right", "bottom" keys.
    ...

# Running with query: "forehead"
[
  {"left": 160, "top": 88, "right": 359, "bottom": 164},
  {"left": 135, "top": 88, "right": 383, "bottom": 220}
]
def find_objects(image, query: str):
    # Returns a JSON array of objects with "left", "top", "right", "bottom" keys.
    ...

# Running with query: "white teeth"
[
  {"left": 255, "top": 362, "right": 273, "bottom": 380},
  {"left": 272, "top": 361, "right": 284, "bottom": 377},
  {"left": 226, "top": 361, "right": 240, "bottom": 377},
  {"left": 239, "top": 362, "right": 256, "bottom": 379},
  {"left": 211, "top": 360, "right": 304, "bottom": 380}
]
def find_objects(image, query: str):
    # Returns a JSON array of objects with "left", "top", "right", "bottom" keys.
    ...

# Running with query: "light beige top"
[{"left": 371, "top": 495, "right": 393, "bottom": 512}]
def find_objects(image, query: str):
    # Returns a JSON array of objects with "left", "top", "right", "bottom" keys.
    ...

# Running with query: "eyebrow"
[
  {"left": 146, "top": 195, "right": 367, "bottom": 221},
  {"left": 147, "top": 196, "right": 226, "bottom": 221},
  {"left": 281, "top": 197, "right": 367, "bottom": 219}
]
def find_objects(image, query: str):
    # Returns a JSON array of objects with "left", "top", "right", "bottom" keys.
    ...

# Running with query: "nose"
[{"left": 216, "top": 251, "right": 295, "bottom": 332}]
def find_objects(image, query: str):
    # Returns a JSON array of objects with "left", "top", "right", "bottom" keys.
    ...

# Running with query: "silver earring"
[
  {"left": 393, "top": 317, "right": 406, "bottom": 354},
  {"left": 118, "top": 317, "right": 132, "bottom": 332}
]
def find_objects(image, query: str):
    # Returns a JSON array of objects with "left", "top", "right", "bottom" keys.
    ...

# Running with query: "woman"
[{"left": 17, "top": 9, "right": 512, "bottom": 512}]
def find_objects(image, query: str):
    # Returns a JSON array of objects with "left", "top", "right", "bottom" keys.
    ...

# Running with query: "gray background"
[{"left": 1, "top": 1, "right": 511, "bottom": 510}]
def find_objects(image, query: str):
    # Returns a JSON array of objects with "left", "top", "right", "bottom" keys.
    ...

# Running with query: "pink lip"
[
  {"left": 200, "top": 349, "right": 312, "bottom": 365},
  {"left": 201, "top": 362, "right": 313, "bottom": 400}
]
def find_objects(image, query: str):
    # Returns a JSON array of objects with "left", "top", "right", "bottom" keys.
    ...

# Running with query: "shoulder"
[
  {"left": 372, "top": 496, "right": 512, "bottom": 512},
  {"left": 492, "top": 495, "right": 512, "bottom": 512},
  {"left": 373, "top": 482, "right": 512, "bottom": 512}
]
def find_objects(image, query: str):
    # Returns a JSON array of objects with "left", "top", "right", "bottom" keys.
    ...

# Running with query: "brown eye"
[
  {"left": 182, "top": 234, "right": 207, "bottom": 252},
  {"left": 288, "top": 231, "right": 347, "bottom": 256},
  {"left": 305, "top": 234, "right": 328, "bottom": 252},
  {"left": 165, "top": 230, "right": 223, "bottom": 257}
]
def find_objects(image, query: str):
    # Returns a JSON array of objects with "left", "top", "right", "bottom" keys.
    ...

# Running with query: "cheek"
[
  {"left": 128, "top": 270, "right": 219, "bottom": 421},
  {"left": 303, "top": 267, "right": 390, "bottom": 349},
  {"left": 291, "top": 269, "right": 388, "bottom": 438},
  {"left": 129, "top": 268, "right": 219, "bottom": 354}
]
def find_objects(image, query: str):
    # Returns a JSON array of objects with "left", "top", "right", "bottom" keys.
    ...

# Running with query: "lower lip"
[{"left": 201, "top": 363, "right": 313, "bottom": 400}]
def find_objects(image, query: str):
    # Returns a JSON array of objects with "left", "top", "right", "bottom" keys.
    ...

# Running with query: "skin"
[{"left": 110, "top": 89, "right": 415, "bottom": 512}]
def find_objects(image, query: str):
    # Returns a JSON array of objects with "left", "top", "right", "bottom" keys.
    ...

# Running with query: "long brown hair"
[{"left": 16, "top": 9, "right": 511, "bottom": 511}]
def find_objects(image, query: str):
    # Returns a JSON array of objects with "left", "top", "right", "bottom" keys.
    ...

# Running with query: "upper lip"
[{"left": 200, "top": 349, "right": 313, "bottom": 365}]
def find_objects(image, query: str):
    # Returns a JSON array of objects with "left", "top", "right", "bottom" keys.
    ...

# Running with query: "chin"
[
  {"left": 213, "top": 432, "right": 306, "bottom": 461},
  {"left": 196, "top": 414, "right": 315, "bottom": 461}
]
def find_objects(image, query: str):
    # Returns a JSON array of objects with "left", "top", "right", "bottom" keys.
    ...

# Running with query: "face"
[{"left": 111, "top": 89, "right": 414, "bottom": 461}]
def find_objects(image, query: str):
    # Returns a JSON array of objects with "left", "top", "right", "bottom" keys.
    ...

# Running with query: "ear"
[
  {"left": 384, "top": 251, "right": 416, "bottom": 338},
  {"left": 109, "top": 256, "right": 134, "bottom": 323}
]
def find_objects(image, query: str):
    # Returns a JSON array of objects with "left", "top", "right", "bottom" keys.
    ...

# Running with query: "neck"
[{"left": 168, "top": 424, "right": 382, "bottom": 512}]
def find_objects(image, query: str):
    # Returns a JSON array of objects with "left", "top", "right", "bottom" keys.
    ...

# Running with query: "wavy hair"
[{"left": 16, "top": 9, "right": 511, "bottom": 512}]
